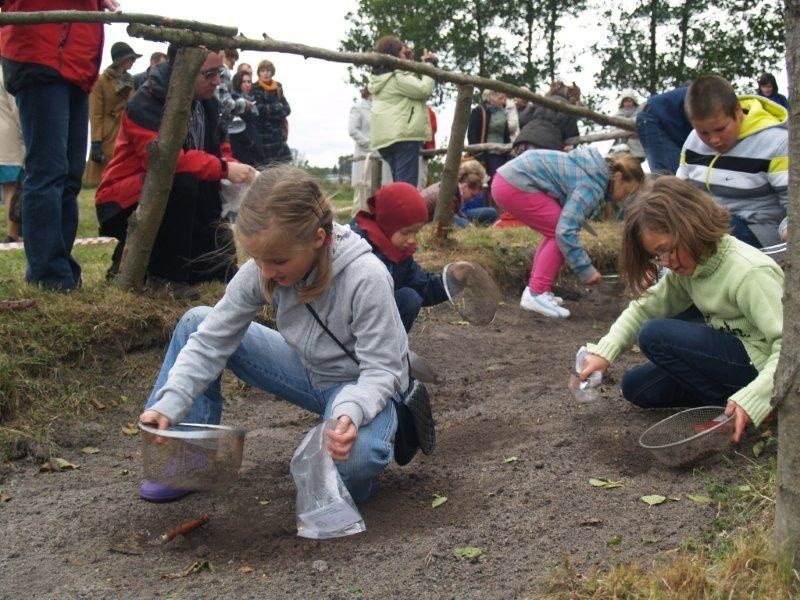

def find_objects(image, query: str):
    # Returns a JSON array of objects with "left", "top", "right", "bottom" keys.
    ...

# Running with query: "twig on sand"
[{"left": 153, "top": 514, "right": 210, "bottom": 545}]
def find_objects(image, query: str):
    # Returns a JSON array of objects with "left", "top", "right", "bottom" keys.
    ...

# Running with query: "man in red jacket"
[
  {"left": 0, "top": 0, "right": 119, "bottom": 291},
  {"left": 95, "top": 47, "right": 256, "bottom": 289}
]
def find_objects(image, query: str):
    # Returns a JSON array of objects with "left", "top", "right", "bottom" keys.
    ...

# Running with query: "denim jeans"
[
  {"left": 16, "top": 81, "right": 86, "bottom": 290},
  {"left": 146, "top": 306, "right": 397, "bottom": 502},
  {"left": 729, "top": 214, "right": 762, "bottom": 248},
  {"left": 635, "top": 110, "right": 683, "bottom": 175},
  {"left": 463, "top": 206, "right": 498, "bottom": 225},
  {"left": 620, "top": 317, "right": 758, "bottom": 409},
  {"left": 394, "top": 287, "right": 422, "bottom": 332},
  {"left": 379, "top": 141, "right": 421, "bottom": 186}
]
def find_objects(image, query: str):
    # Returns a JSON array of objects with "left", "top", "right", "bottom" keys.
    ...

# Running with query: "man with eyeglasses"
[{"left": 95, "top": 45, "right": 257, "bottom": 298}]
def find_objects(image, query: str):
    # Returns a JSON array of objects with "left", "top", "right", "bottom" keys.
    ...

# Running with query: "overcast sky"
[{"left": 104, "top": 2, "right": 786, "bottom": 168}]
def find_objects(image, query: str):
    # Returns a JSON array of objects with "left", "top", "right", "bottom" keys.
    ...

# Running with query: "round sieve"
[
  {"left": 442, "top": 261, "right": 501, "bottom": 325},
  {"left": 639, "top": 406, "right": 733, "bottom": 468}
]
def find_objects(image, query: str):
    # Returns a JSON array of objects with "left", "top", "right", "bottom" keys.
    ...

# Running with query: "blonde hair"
[
  {"left": 605, "top": 152, "right": 645, "bottom": 187},
  {"left": 235, "top": 165, "right": 333, "bottom": 303},
  {"left": 620, "top": 176, "right": 730, "bottom": 296},
  {"left": 458, "top": 159, "right": 487, "bottom": 183}
]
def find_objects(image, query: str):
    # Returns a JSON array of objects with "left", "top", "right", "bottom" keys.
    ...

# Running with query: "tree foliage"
[
  {"left": 339, "top": 0, "right": 590, "bottom": 96},
  {"left": 593, "top": 0, "right": 785, "bottom": 96}
]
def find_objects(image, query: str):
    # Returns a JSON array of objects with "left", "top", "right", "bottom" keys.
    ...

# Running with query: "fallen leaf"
[
  {"left": 432, "top": 494, "right": 448, "bottom": 508},
  {"left": 606, "top": 536, "right": 622, "bottom": 547},
  {"left": 161, "top": 560, "right": 216, "bottom": 579},
  {"left": 641, "top": 494, "right": 667, "bottom": 506},
  {"left": 40, "top": 457, "right": 80, "bottom": 472},
  {"left": 0, "top": 490, "right": 10, "bottom": 503},
  {"left": 485, "top": 366, "right": 497, "bottom": 373},
  {"left": 589, "top": 477, "right": 623, "bottom": 490},
  {"left": 120, "top": 469, "right": 131, "bottom": 476},
  {"left": 238, "top": 566, "right": 254, "bottom": 574},
  {"left": 259, "top": 499, "right": 271, "bottom": 506},
  {"left": 121, "top": 423, "right": 139, "bottom": 436},
  {"left": 81, "top": 446, "right": 101, "bottom": 455},
  {"left": 760, "top": 429, "right": 773, "bottom": 439},
  {"left": 89, "top": 398, "right": 106, "bottom": 410},
  {"left": 630, "top": 345, "right": 641, "bottom": 354},
  {"left": 347, "top": 585, "right": 364, "bottom": 595},
  {"left": 752, "top": 441, "right": 765, "bottom": 458},
  {"left": 687, "top": 494, "right": 712, "bottom": 504},
  {"left": 453, "top": 546, "right": 483, "bottom": 561},
  {"left": 503, "top": 456, "right": 518, "bottom": 464},
  {"left": 450, "top": 320, "right": 470, "bottom": 326},
  {"left": 579, "top": 517, "right": 603, "bottom": 526},
  {"left": 738, "top": 485, "right": 752, "bottom": 493}
]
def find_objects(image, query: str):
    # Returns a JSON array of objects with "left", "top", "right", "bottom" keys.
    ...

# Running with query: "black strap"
[{"left": 305, "top": 303, "right": 358, "bottom": 364}]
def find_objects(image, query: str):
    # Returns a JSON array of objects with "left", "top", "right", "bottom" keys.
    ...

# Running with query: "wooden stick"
[{"left": 158, "top": 514, "right": 210, "bottom": 544}]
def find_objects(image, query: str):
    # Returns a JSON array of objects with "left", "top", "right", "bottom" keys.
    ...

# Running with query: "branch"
[
  {"left": 0, "top": 10, "right": 237, "bottom": 37},
  {"left": 116, "top": 47, "right": 208, "bottom": 291},
  {"left": 126, "top": 23, "right": 635, "bottom": 132}
]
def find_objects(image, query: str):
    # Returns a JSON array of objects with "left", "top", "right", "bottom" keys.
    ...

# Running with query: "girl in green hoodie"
[{"left": 579, "top": 177, "right": 783, "bottom": 444}]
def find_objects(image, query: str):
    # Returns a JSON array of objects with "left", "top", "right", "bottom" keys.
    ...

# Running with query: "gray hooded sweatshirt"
[{"left": 149, "top": 222, "right": 409, "bottom": 429}]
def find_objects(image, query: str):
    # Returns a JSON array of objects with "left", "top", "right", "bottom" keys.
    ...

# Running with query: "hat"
[
  {"left": 110, "top": 42, "right": 142, "bottom": 67},
  {"left": 369, "top": 182, "right": 428, "bottom": 239}
]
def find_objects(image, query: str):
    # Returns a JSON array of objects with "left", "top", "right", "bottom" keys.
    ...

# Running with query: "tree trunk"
[
  {"left": 774, "top": 0, "right": 800, "bottom": 582},
  {"left": 649, "top": 0, "right": 658, "bottom": 94},
  {"left": 116, "top": 46, "right": 207, "bottom": 291},
  {"left": 431, "top": 85, "right": 473, "bottom": 245}
]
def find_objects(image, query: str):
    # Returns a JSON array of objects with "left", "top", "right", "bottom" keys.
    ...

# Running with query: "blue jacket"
[
  {"left": 640, "top": 86, "right": 692, "bottom": 147},
  {"left": 349, "top": 221, "right": 448, "bottom": 307},
  {"left": 757, "top": 90, "right": 788, "bottom": 109}
]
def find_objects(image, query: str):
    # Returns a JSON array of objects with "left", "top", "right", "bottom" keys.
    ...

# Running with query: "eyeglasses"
[
  {"left": 199, "top": 67, "right": 224, "bottom": 81},
  {"left": 652, "top": 245, "right": 677, "bottom": 263}
]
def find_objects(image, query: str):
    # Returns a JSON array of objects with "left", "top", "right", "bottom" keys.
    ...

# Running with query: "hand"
[
  {"left": 448, "top": 260, "right": 474, "bottom": 283},
  {"left": 90, "top": 141, "right": 104, "bottom": 164},
  {"left": 420, "top": 50, "right": 438, "bottom": 65},
  {"left": 584, "top": 271, "right": 602, "bottom": 285},
  {"left": 103, "top": 0, "right": 120, "bottom": 10},
  {"left": 226, "top": 161, "right": 257, "bottom": 184},
  {"left": 139, "top": 409, "right": 171, "bottom": 430},
  {"left": 326, "top": 415, "right": 357, "bottom": 461},
  {"left": 579, "top": 353, "right": 609, "bottom": 381},
  {"left": 724, "top": 400, "right": 751, "bottom": 443},
  {"left": 781, "top": 227, "right": 788, "bottom": 242}
]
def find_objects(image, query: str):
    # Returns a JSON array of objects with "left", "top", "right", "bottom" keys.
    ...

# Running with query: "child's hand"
[
  {"left": 139, "top": 409, "right": 171, "bottom": 430},
  {"left": 584, "top": 271, "right": 602, "bottom": 285},
  {"left": 579, "top": 353, "right": 609, "bottom": 381},
  {"left": 326, "top": 416, "right": 357, "bottom": 461},
  {"left": 227, "top": 162, "right": 257, "bottom": 184},
  {"left": 448, "top": 260, "right": 474, "bottom": 282},
  {"left": 724, "top": 400, "right": 750, "bottom": 443}
]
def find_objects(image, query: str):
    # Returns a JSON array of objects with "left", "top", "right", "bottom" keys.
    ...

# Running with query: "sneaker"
[
  {"left": 139, "top": 480, "right": 192, "bottom": 503},
  {"left": 520, "top": 288, "right": 570, "bottom": 319},
  {"left": 544, "top": 291, "right": 564, "bottom": 306}
]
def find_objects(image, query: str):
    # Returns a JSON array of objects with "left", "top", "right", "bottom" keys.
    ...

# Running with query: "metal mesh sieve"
[
  {"left": 598, "top": 274, "right": 626, "bottom": 297},
  {"left": 442, "top": 262, "right": 501, "bottom": 325},
  {"left": 638, "top": 406, "right": 733, "bottom": 468},
  {"left": 139, "top": 423, "right": 246, "bottom": 490},
  {"left": 760, "top": 242, "right": 786, "bottom": 266}
]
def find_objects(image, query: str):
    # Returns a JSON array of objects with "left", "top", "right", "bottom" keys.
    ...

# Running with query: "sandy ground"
[{"left": 0, "top": 282, "right": 750, "bottom": 599}]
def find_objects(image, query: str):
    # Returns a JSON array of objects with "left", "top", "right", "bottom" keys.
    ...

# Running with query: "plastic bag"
[
  {"left": 290, "top": 420, "right": 366, "bottom": 539},
  {"left": 220, "top": 180, "right": 249, "bottom": 220},
  {"left": 568, "top": 346, "right": 603, "bottom": 402}
]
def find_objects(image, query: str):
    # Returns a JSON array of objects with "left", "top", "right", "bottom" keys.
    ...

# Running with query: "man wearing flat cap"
[{"left": 84, "top": 41, "right": 142, "bottom": 186}]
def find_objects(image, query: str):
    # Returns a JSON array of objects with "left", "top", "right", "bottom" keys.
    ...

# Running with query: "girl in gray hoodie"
[{"left": 139, "top": 165, "right": 427, "bottom": 504}]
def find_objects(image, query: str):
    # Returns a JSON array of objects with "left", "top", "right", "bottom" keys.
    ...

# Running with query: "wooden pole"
[
  {"left": 0, "top": 12, "right": 636, "bottom": 131},
  {"left": 432, "top": 85, "right": 473, "bottom": 244},
  {"left": 774, "top": 0, "right": 800, "bottom": 583},
  {"left": 116, "top": 47, "right": 207, "bottom": 291},
  {"left": 369, "top": 155, "right": 383, "bottom": 197}
]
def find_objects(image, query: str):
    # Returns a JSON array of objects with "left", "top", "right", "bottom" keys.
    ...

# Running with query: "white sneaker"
[
  {"left": 544, "top": 291, "right": 564, "bottom": 306},
  {"left": 520, "top": 287, "right": 570, "bottom": 319}
]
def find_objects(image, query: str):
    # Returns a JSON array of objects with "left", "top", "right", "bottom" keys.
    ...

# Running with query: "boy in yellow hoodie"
[{"left": 677, "top": 74, "right": 788, "bottom": 248}]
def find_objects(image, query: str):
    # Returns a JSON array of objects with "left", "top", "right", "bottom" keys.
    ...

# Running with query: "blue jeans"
[
  {"left": 146, "top": 306, "right": 397, "bottom": 502},
  {"left": 620, "top": 317, "right": 758, "bottom": 409},
  {"left": 16, "top": 81, "right": 87, "bottom": 290},
  {"left": 395, "top": 287, "right": 422, "bottom": 332},
  {"left": 635, "top": 110, "right": 683, "bottom": 175},
  {"left": 463, "top": 206, "right": 498, "bottom": 225},
  {"left": 729, "top": 214, "right": 762, "bottom": 248},
  {"left": 379, "top": 141, "right": 421, "bottom": 186}
]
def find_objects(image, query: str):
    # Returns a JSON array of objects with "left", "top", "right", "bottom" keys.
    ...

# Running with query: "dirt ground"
[{"left": 0, "top": 282, "right": 751, "bottom": 599}]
